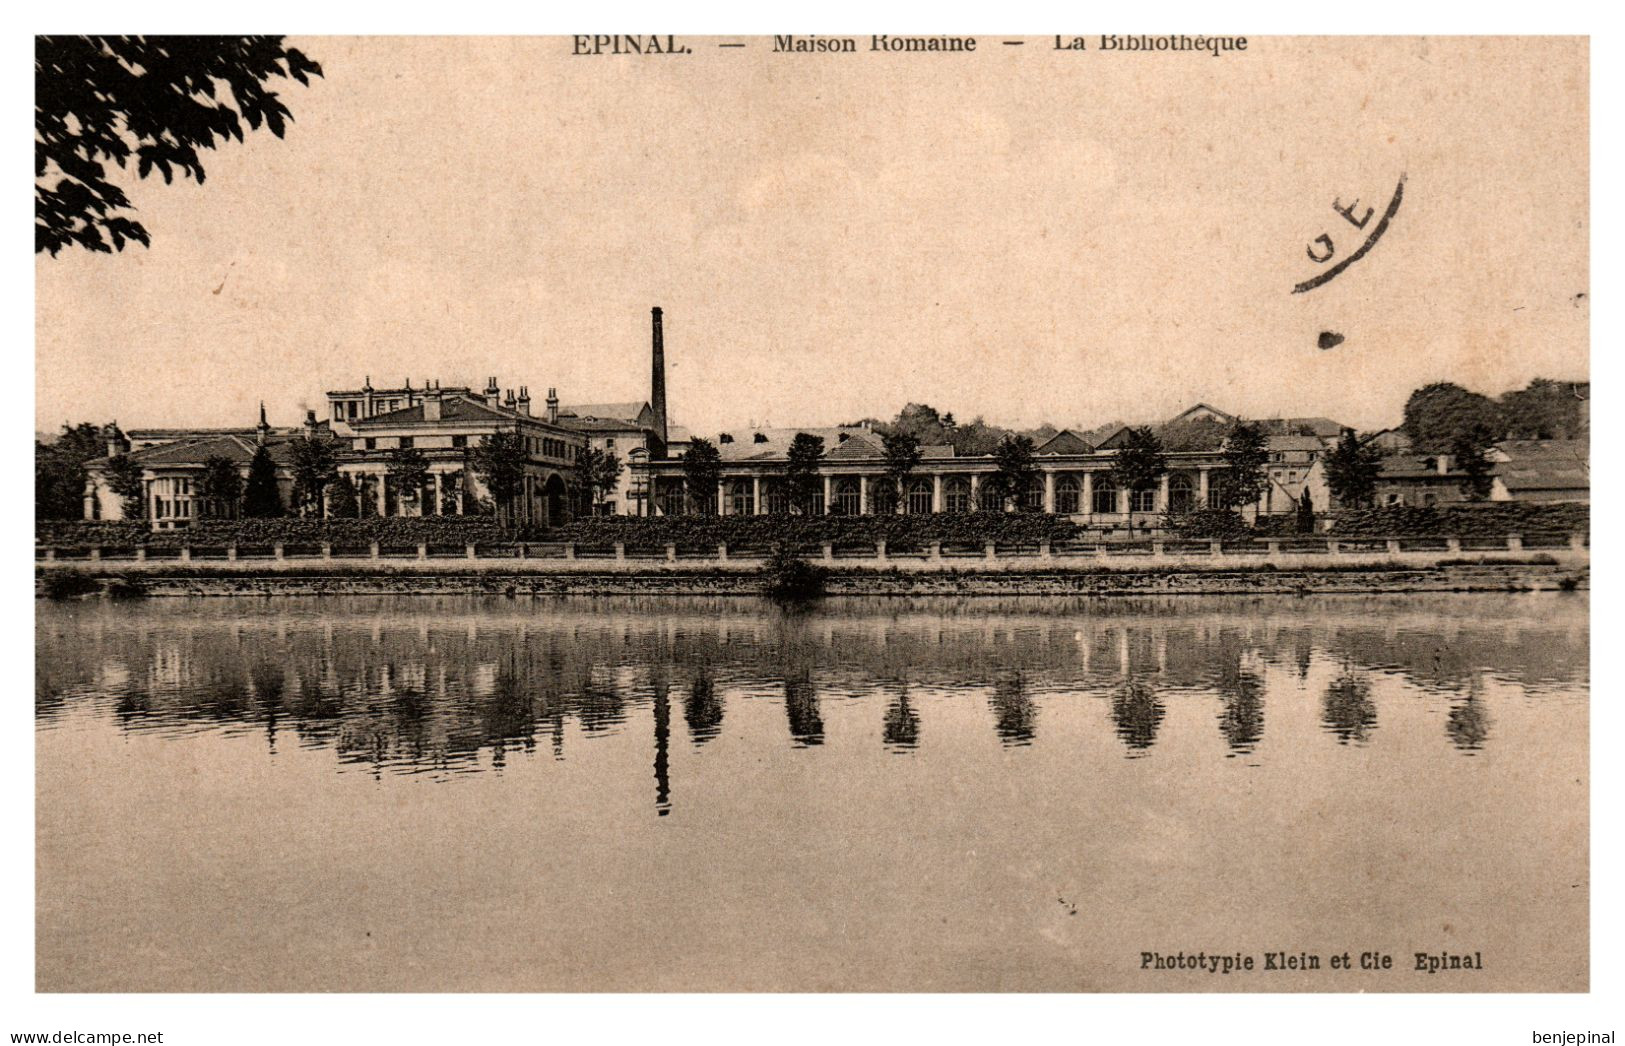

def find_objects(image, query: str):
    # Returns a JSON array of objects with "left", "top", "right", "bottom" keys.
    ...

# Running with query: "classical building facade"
[{"left": 83, "top": 303, "right": 1580, "bottom": 528}]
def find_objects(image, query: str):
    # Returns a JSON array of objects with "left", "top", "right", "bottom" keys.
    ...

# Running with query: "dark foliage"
[
  {"left": 1219, "top": 422, "right": 1270, "bottom": 510},
  {"left": 1402, "top": 382, "right": 1503, "bottom": 454},
  {"left": 990, "top": 435, "right": 1039, "bottom": 511},
  {"left": 681, "top": 438, "right": 723, "bottom": 515},
  {"left": 1451, "top": 424, "right": 1497, "bottom": 502},
  {"left": 104, "top": 454, "right": 145, "bottom": 518},
  {"left": 36, "top": 36, "right": 322, "bottom": 255},
  {"left": 1324, "top": 429, "right": 1383, "bottom": 508},
  {"left": 35, "top": 422, "right": 105, "bottom": 520},
  {"left": 1109, "top": 426, "right": 1167, "bottom": 525},
  {"left": 470, "top": 430, "right": 526, "bottom": 522},
  {"left": 289, "top": 434, "right": 340, "bottom": 515},
  {"left": 785, "top": 433, "right": 826, "bottom": 514},
  {"left": 242, "top": 445, "right": 283, "bottom": 518},
  {"left": 761, "top": 543, "right": 828, "bottom": 602}
]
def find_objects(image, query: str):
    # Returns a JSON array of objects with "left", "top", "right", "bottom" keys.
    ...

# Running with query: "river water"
[{"left": 35, "top": 593, "right": 1587, "bottom": 992}]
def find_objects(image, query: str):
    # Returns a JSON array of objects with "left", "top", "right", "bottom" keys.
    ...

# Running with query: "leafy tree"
[
  {"left": 989, "top": 435, "right": 1038, "bottom": 512},
  {"left": 289, "top": 434, "right": 340, "bottom": 516},
  {"left": 104, "top": 454, "right": 145, "bottom": 518},
  {"left": 241, "top": 445, "right": 283, "bottom": 518},
  {"left": 1402, "top": 382, "right": 1503, "bottom": 454},
  {"left": 1451, "top": 423, "right": 1497, "bottom": 502},
  {"left": 325, "top": 471, "right": 360, "bottom": 518},
  {"left": 681, "top": 437, "right": 723, "bottom": 515},
  {"left": 471, "top": 430, "right": 526, "bottom": 525},
  {"left": 36, "top": 36, "right": 323, "bottom": 255},
  {"left": 198, "top": 454, "right": 243, "bottom": 518},
  {"left": 1218, "top": 422, "right": 1270, "bottom": 512},
  {"left": 574, "top": 446, "right": 623, "bottom": 515},
  {"left": 1108, "top": 425, "right": 1167, "bottom": 529},
  {"left": 1323, "top": 429, "right": 1384, "bottom": 508},
  {"left": 34, "top": 422, "right": 105, "bottom": 519},
  {"left": 785, "top": 433, "right": 826, "bottom": 514},
  {"left": 1295, "top": 489, "right": 1317, "bottom": 534},
  {"left": 386, "top": 446, "right": 431, "bottom": 515},
  {"left": 880, "top": 430, "right": 922, "bottom": 514},
  {"left": 1500, "top": 378, "right": 1589, "bottom": 441}
]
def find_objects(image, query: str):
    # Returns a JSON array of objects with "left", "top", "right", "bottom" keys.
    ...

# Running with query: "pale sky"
[{"left": 35, "top": 36, "right": 1588, "bottom": 437}]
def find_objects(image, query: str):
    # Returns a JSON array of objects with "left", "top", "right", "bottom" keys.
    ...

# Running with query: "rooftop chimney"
[
  {"left": 517, "top": 386, "right": 531, "bottom": 416},
  {"left": 546, "top": 387, "right": 559, "bottom": 423},
  {"left": 423, "top": 384, "right": 443, "bottom": 422},
  {"left": 103, "top": 421, "right": 128, "bottom": 458},
  {"left": 650, "top": 306, "right": 669, "bottom": 457},
  {"left": 256, "top": 402, "right": 271, "bottom": 446},
  {"left": 484, "top": 376, "right": 500, "bottom": 407},
  {"left": 303, "top": 409, "right": 319, "bottom": 439}
]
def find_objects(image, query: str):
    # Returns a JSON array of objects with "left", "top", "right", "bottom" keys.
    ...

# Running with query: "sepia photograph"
[{"left": 26, "top": 25, "right": 1594, "bottom": 1023}]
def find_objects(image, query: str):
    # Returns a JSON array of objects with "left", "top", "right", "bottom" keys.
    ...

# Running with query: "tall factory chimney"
[{"left": 650, "top": 305, "right": 669, "bottom": 457}]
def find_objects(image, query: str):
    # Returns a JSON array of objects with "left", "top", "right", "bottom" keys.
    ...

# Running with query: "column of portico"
[
  {"left": 1198, "top": 467, "right": 1210, "bottom": 510},
  {"left": 753, "top": 475, "right": 763, "bottom": 515},
  {"left": 859, "top": 475, "right": 869, "bottom": 515},
  {"left": 377, "top": 471, "right": 389, "bottom": 516},
  {"left": 932, "top": 474, "right": 943, "bottom": 513},
  {"left": 1157, "top": 474, "right": 1170, "bottom": 512},
  {"left": 1043, "top": 469, "right": 1056, "bottom": 513},
  {"left": 431, "top": 472, "right": 442, "bottom": 516},
  {"left": 1117, "top": 484, "right": 1129, "bottom": 515},
  {"left": 969, "top": 473, "right": 981, "bottom": 508},
  {"left": 717, "top": 478, "right": 728, "bottom": 516},
  {"left": 1081, "top": 472, "right": 1094, "bottom": 517},
  {"left": 823, "top": 474, "right": 833, "bottom": 515}
]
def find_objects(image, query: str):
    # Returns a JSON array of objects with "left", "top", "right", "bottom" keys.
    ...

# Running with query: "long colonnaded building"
[{"left": 80, "top": 306, "right": 1583, "bottom": 530}]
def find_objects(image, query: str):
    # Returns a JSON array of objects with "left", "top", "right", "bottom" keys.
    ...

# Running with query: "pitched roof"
[
  {"left": 349, "top": 395, "right": 541, "bottom": 429},
  {"left": 558, "top": 402, "right": 650, "bottom": 424},
  {"left": 1267, "top": 434, "right": 1326, "bottom": 452},
  {"left": 1378, "top": 454, "right": 1466, "bottom": 479},
  {"left": 1037, "top": 429, "right": 1096, "bottom": 455},
  {"left": 1491, "top": 441, "right": 1588, "bottom": 491},
  {"left": 1256, "top": 417, "right": 1346, "bottom": 438},
  {"left": 1167, "top": 403, "right": 1236, "bottom": 426},
  {"left": 91, "top": 433, "right": 302, "bottom": 470},
  {"left": 708, "top": 426, "right": 952, "bottom": 464}
]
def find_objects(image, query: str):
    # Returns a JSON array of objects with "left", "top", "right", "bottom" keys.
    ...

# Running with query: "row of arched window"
[{"left": 655, "top": 473, "right": 1228, "bottom": 516}]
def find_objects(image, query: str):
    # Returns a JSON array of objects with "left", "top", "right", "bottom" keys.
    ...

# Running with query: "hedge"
[
  {"left": 35, "top": 516, "right": 505, "bottom": 548},
  {"left": 1327, "top": 503, "right": 1588, "bottom": 537}
]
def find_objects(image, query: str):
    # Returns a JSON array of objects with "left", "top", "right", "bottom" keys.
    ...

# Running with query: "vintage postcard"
[{"left": 33, "top": 34, "right": 1588, "bottom": 1004}]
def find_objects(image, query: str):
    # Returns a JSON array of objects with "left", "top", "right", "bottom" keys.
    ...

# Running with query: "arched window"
[
  {"left": 979, "top": 482, "right": 1005, "bottom": 512},
  {"left": 729, "top": 479, "right": 755, "bottom": 517},
  {"left": 907, "top": 478, "right": 934, "bottom": 515},
  {"left": 1055, "top": 475, "right": 1081, "bottom": 515},
  {"left": 1092, "top": 476, "right": 1118, "bottom": 515},
  {"left": 1207, "top": 474, "right": 1230, "bottom": 510},
  {"left": 763, "top": 479, "right": 789, "bottom": 515},
  {"left": 656, "top": 478, "right": 686, "bottom": 516},
  {"left": 1168, "top": 474, "right": 1195, "bottom": 514},
  {"left": 833, "top": 478, "right": 861, "bottom": 516},
  {"left": 1131, "top": 487, "right": 1157, "bottom": 513},
  {"left": 944, "top": 477, "right": 972, "bottom": 513}
]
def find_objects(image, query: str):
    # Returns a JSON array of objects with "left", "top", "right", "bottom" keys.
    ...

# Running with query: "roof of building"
[
  {"left": 1491, "top": 441, "right": 1588, "bottom": 491},
  {"left": 349, "top": 395, "right": 552, "bottom": 430},
  {"left": 90, "top": 432, "right": 302, "bottom": 470},
  {"left": 708, "top": 426, "right": 953, "bottom": 464},
  {"left": 1256, "top": 417, "right": 1346, "bottom": 438},
  {"left": 1378, "top": 454, "right": 1467, "bottom": 480},
  {"left": 558, "top": 402, "right": 651, "bottom": 424},
  {"left": 1037, "top": 429, "right": 1096, "bottom": 455},
  {"left": 1268, "top": 434, "right": 1327, "bottom": 452}
]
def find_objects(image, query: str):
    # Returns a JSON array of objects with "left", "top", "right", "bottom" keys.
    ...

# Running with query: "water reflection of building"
[{"left": 36, "top": 598, "right": 1584, "bottom": 786}]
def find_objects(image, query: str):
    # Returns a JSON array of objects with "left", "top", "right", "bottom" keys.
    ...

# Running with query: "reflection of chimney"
[
  {"left": 546, "top": 387, "right": 559, "bottom": 424},
  {"left": 517, "top": 386, "right": 531, "bottom": 416},
  {"left": 423, "top": 385, "right": 443, "bottom": 422},
  {"left": 650, "top": 306, "right": 669, "bottom": 456}
]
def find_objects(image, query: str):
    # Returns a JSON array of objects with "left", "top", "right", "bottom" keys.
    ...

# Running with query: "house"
[
  {"left": 1372, "top": 453, "right": 1472, "bottom": 508},
  {"left": 1488, "top": 440, "right": 1589, "bottom": 503}
]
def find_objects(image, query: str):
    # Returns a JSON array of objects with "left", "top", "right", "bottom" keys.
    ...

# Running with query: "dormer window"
[
  {"left": 719, "top": 433, "right": 734, "bottom": 444},
  {"left": 754, "top": 433, "right": 768, "bottom": 444}
]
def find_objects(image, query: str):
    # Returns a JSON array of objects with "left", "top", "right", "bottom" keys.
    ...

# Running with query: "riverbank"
[{"left": 37, "top": 557, "right": 1586, "bottom": 598}]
